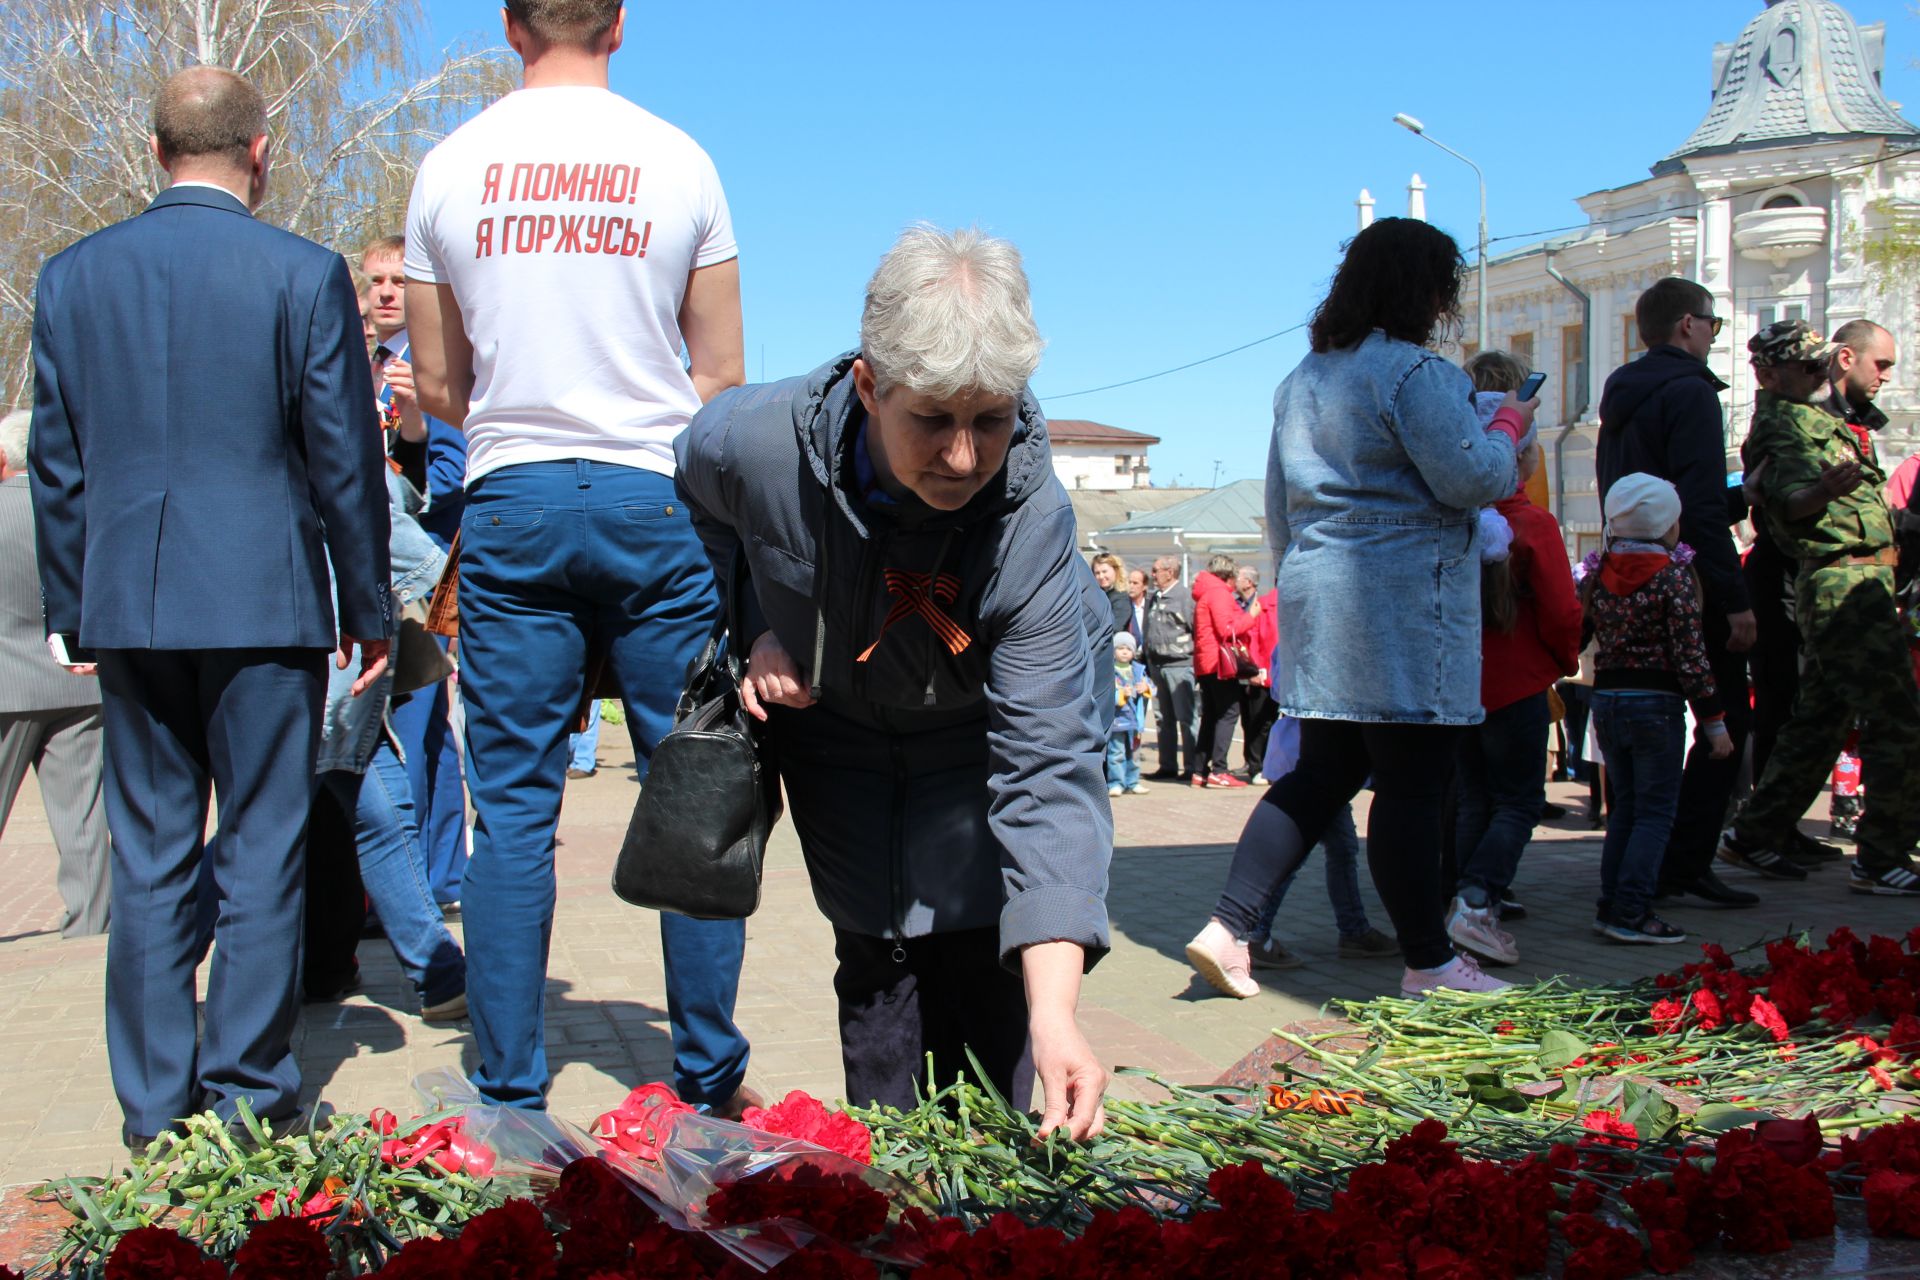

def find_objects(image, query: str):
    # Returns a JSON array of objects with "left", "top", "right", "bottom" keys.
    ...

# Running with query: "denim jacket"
[
  {"left": 1266, "top": 331, "right": 1516, "bottom": 724},
  {"left": 317, "top": 467, "right": 447, "bottom": 774}
]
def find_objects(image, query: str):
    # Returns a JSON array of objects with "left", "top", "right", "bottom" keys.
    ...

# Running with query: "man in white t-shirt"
[{"left": 405, "top": 0, "right": 749, "bottom": 1113}]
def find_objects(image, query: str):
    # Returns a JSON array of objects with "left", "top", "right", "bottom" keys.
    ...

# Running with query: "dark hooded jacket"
[
  {"left": 1596, "top": 344, "right": 1749, "bottom": 616},
  {"left": 673, "top": 353, "right": 1113, "bottom": 968}
]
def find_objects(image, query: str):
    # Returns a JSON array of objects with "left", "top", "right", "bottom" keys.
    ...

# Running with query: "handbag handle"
[{"left": 676, "top": 542, "right": 752, "bottom": 719}]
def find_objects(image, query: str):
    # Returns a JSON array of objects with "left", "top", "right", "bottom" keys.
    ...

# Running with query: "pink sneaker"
[
  {"left": 1399, "top": 953, "right": 1510, "bottom": 996},
  {"left": 1185, "top": 920, "right": 1259, "bottom": 999}
]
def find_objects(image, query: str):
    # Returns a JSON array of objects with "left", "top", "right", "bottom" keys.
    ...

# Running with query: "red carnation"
[
  {"left": 1207, "top": 1161, "right": 1295, "bottom": 1218},
  {"left": 706, "top": 1166, "right": 890, "bottom": 1245},
  {"left": 1755, "top": 1116, "right": 1823, "bottom": 1166},
  {"left": 547, "top": 1156, "right": 651, "bottom": 1236},
  {"left": 1690, "top": 987, "right": 1724, "bottom": 1029},
  {"left": 230, "top": 1216, "right": 332, "bottom": 1280},
  {"left": 739, "top": 1091, "right": 874, "bottom": 1166},
  {"left": 1865, "top": 1168, "right": 1920, "bottom": 1237},
  {"left": 377, "top": 1237, "right": 464, "bottom": 1278},
  {"left": 1340, "top": 1161, "right": 1432, "bottom": 1236},
  {"left": 1408, "top": 1240, "right": 1479, "bottom": 1280},
  {"left": 1748, "top": 994, "right": 1789, "bottom": 1041},
  {"left": 1579, "top": 1108, "right": 1638, "bottom": 1149},
  {"left": 765, "top": 1238, "right": 878, "bottom": 1279},
  {"left": 1889, "top": 1014, "right": 1920, "bottom": 1056},
  {"left": 1384, "top": 1119, "right": 1463, "bottom": 1179},
  {"left": 104, "top": 1227, "right": 227, "bottom": 1280},
  {"left": 457, "top": 1198, "right": 558, "bottom": 1278},
  {"left": 1649, "top": 997, "right": 1683, "bottom": 1034},
  {"left": 1647, "top": 1228, "right": 1693, "bottom": 1274},
  {"left": 1561, "top": 1213, "right": 1643, "bottom": 1280}
]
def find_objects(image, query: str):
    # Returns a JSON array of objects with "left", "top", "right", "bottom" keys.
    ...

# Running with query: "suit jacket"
[
  {"left": 0, "top": 475, "right": 99, "bottom": 712},
  {"left": 29, "top": 184, "right": 389, "bottom": 650}
]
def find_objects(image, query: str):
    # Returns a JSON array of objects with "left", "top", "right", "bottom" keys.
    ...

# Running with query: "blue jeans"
[
  {"left": 458, "top": 461, "right": 748, "bottom": 1109},
  {"left": 1104, "top": 732, "right": 1139, "bottom": 790},
  {"left": 322, "top": 745, "right": 465, "bottom": 1007},
  {"left": 1251, "top": 804, "right": 1372, "bottom": 941},
  {"left": 1453, "top": 690, "right": 1550, "bottom": 908},
  {"left": 1591, "top": 690, "right": 1685, "bottom": 925},
  {"left": 570, "top": 699, "right": 602, "bottom": 773},
  {"left": 388, "top": 667, "right": 468, "bottom": 906}
]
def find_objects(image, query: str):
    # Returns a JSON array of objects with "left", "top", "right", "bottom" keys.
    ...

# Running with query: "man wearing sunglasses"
[
  {"left": 1722, "top": 320, "right": 1920, "bottom": 897},
  {"left": 1596, "top": 276, "right": 1758, "bottom": 909}
]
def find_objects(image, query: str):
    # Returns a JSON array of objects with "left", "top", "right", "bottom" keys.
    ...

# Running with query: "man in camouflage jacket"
[{"left": 1720, "top": 320, "right": 1920, "bottom": 895}]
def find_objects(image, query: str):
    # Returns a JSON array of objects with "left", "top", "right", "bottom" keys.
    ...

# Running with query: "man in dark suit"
[{"left": 29, "top": 67, "right": 391, "bottom": 1146}]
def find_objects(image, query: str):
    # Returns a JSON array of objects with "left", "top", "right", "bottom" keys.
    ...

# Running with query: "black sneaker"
[
  {"left": 1784, "top": 830, "right": 1843, "bottom": 866},
  {"left": 1659, "top": 870, "right": 1760, "bottom": 907},
  {"left": 1716, "top": 828, "right": 1809, "bottom": 881},
  {"left": 1850, "top": 864, "right": 1920, "bottom": 896},
  {"left": 1497, "top": 887, "right": 1527, "bottom": 921},
  {"left": 1599, "top": 912, "right": 1688, "bottom": 945}
]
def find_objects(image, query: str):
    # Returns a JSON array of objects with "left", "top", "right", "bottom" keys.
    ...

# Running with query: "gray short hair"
[
  {"left": 0, "top": 410, "right": 28, "bottom": 472},
  {"left": 860, "top": 225, "right": 1045, "bottom": 399}
]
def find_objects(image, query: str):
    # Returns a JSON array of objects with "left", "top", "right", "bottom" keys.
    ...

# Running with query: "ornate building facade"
[{"left": 1436, "top": 0, "right": 1920, "bottom": 553}]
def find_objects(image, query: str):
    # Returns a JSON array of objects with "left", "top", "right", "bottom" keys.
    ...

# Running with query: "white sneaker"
[
  {"left": 1444, "top": 895, "right": 1519, "bottom": 966},
  {"left": 1401, "top": 953, "right": 1510, "bottom": 996},
  {"left": 1185, "top": 920, "right": 1260, "bottom": 999},
  {"left": 1108, "top": 784, "right": 1124, "bottom": 797}
]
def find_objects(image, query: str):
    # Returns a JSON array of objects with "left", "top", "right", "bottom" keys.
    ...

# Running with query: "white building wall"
[{"left": 1052, "top": 444, "right": 1153, "bottom": 491}]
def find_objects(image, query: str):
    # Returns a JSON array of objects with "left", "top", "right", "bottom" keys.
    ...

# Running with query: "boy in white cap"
[
  {"left": 1581, "top": 473, "right": 1731, "bottom": 943},
  {"left": 1108, "top": 633, "right": 1153, "bottom": 797}
]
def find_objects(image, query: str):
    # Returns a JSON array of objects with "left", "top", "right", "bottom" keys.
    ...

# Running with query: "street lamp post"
[{"left": 1393, "top": 113, "right": 1487, "bottom": 352}]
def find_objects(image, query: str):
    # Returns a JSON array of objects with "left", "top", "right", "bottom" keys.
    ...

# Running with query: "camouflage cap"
[{"left": 1746, "top": 318, "right": 1840, "bottom": 367}]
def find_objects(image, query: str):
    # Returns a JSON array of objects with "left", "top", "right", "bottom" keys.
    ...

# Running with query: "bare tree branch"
[{"left": 0, "top": 0, "right": 514, "bottom": 399}]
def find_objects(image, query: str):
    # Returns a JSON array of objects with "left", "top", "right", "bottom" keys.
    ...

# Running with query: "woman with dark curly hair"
[{"left": 1185, "top": 217, "right": 1538, "bottom": 999}]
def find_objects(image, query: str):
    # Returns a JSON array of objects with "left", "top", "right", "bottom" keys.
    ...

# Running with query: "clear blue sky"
[{"left": 425, "top": 1, "right": 1920, "bottom": 488}]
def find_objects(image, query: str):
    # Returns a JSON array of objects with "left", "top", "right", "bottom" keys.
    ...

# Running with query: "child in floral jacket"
[{"left": 1581, "top": 473, "right": 1731, "bottom": 946}]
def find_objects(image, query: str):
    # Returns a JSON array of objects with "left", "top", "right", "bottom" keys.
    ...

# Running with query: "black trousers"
[
  {"left": 1659, "top": 609, "right": 1752, "bottom": 883},
  {"left": 1216, "top": 718, "right": 1461, "bottom": 970},
  {"left": 1239, "top": 685, "right": 1278, "bottom": 777},
  {"left": 1196, "top": 674, "right": 1243, "bottom": 777},
  {"left": 302, "top": 785, "right": 364, "bottom": 1000},
  {"left": 832, "top": 926, "right": 1033, "bottom": 1111}
]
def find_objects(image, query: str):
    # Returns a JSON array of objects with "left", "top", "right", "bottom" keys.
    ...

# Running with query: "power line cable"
[
  {"left": 1039, "top": 322, "right": 1307, "bottom": 402},
  {"left": 1038, "top": 145, "right": 1920, "bottom": 402}
]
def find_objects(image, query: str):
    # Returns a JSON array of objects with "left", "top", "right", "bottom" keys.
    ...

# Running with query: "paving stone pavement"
[{"left": 1, "top": 737, "right": 1914, "bottom": 1194}]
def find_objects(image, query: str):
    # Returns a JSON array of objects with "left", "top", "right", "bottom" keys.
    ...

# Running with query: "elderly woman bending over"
[
  {"left": 1185, "top": 217, "right": 1538, "bottom": 1000},
  {"left": 674, "top": 227, "right": 1115, "bottom": 1139}
]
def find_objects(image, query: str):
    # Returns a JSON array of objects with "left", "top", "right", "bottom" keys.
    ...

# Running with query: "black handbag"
[{"left": 611, "top": 550, "right": 781, "bottom": 919}]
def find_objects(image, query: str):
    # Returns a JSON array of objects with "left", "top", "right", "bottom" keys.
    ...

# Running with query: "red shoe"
[
  {"left": 1207, "top": 773, "right": 1249, "bottom": 789},
  {"left": 1190, "top": 773, "right": 1209, "bottom": 788}
]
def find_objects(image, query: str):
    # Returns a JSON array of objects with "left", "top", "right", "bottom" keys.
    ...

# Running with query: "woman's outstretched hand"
[
  {"left": 740, "top": 629, "right": 815, "bottom": 721},
  {"left": 1024, "top": 940, "right": 1108, "bottom": 1141}
]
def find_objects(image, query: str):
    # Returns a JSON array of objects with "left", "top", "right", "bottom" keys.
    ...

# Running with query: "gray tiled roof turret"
[{"left": 1663, "top": 0, "right": 1919, "bottom": 164}]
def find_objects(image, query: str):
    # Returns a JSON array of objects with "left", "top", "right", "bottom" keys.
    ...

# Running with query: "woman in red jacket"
[
  {"left": 1444, "top": 431, "right": 1582, "bottom": 967},
  {"left": 1191, "top": 553, "right": 1261, "bottom": 788}
]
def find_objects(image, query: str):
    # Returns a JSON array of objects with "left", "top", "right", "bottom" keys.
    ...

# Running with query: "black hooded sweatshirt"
[{"left": 1596, "top": 344, "right": 1750, "bottom": 616}]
